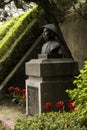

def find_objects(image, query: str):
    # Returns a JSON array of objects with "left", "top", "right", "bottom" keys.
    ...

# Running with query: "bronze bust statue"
[{"left": 41, "top": 24, "right": 61, "bottom": 54}]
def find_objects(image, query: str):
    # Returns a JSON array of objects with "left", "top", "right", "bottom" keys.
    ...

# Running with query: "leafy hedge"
[
  {"left": 14, "top": 112, "right": 87, "bottom": 130},
  {"left": 0, "top": 19, "right": 16, "bottom": 40},
  {"left": 0, "top": 5, "right": 45, "bottom": 84},
  {"left": 67, "top": 61, "right": 87, "bottom": 125}
]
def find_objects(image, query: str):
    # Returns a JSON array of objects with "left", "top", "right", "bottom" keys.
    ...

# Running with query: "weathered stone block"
[
  {"left": 26, "top": 58, "right": 78, "bottom": 77},
  {"left": 25, "top": 58, "right": 79, "bottom": 116}
]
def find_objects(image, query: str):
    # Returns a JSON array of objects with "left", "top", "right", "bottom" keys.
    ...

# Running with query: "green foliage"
[
  {"left": 48, "top": 0, "right": 76, "bottom": 22},
  {"left": 67, "top": 61, "right": 87, "bottom": 125},
  {"left": 0, "top": 18, "right": 37, "bottom": 63},
  {"left": 14, "top": 112, "right": 87, "bottom": 130},
  {"left": 0, "top": 5, "right": 45, "bottom": 84},
  {"left": 0, "top": 124, "right": 6, "bottom": 130},
  {"left": 0, "top": 5, "right": 38, "bottom": 59},
  {"left": 0, "top": 15, "right": 22, "bottom": 40},
  {"left": 47, "top": 0, "right": 87, "bottom": 22}
]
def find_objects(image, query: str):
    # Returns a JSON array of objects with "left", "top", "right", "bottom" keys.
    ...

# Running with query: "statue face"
[
  {"left": 42, "top": 28, "right": 51, "bottom": 41},
  {"left": 42, "top": 27, "right": 55, "bottom": 41}
]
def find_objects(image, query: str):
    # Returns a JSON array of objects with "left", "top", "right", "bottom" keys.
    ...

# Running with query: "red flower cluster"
[
  {"left": 8, "top": 86, "right": 20, "bottom": 93},
  {"left": 21, "top": 89, "right": 26, "bottom": 99},
  {"left": 8, "top": 86, "right": 26, "bottom": 99},
  {"left": 15, "top": 87, "right": 20, "bottom": 93},
  {"left": 44, "top": 99, "right": 76, "bottom": 112},
  {"left": 44, "top": 102, "right": 52, "bottom": 111},
  {"left": 8, "top": 86, "right": 14, "bottom": 92},
  {"left": 68, "top": 100, "right": 76, "bottom": 112},
  {"left": 56, "top": 101, "right": 64, "bottom": 110}
]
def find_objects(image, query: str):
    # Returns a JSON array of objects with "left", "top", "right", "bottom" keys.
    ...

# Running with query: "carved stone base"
[{"left": 25, "top": 58, "right": 79, "bottom": 116}]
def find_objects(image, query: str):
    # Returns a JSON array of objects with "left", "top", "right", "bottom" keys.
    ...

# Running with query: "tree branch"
[{"left": 72, "top": 3, "right": 87, "bottom": 21}]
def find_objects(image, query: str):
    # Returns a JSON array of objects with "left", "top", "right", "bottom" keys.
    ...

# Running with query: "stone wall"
[{"left": 61, "top": 15, "right": 87, "bottom": 69}]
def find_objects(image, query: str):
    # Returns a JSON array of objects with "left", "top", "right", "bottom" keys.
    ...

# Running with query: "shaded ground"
[{"left": 0, "top": 98, "right": 27, "bottom": 122}]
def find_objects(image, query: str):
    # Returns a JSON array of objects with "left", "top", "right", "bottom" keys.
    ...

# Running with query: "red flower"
[
  {"left": 21, "top": 89, "right": 26, "bottom": 94},
  {"left": 23, "top": 93, "right": 26, "bottom": 99},
  {"left": 68, "top": 100, "right": 76, "bottom": 112},
  {"left": 8, "top": 86, "right": 14, "bottom": 92},
  {"left": 15, "top": 87, "right": 20, "bottom": 93},
  {"left": 44, "top": 102, "right": 52, "bottom": 111},
  {"left": 56, "top": 101, "right": 64, "bottom": 110}
]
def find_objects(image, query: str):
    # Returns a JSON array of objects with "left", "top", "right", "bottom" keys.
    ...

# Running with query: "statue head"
[
  {"left": 41, "top": 24, "right": 61, "bottom": 54},
  {"left": 42, "top": 24, "right": 58, "bottom": 41}
]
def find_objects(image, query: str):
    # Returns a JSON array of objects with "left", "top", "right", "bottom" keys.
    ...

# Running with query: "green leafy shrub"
[
  {"left": 0, "top": 5, "right": 45, "bottom": 84},
  {"left": 0, "top": 14, "right": 23, "bottom": 41},
  {"left": 0, "top": 124, "right": 6, "bottom": 130},
  {"left": 67, "top": 61, "right": 87, "bottom": 126},
  {"left": 0, "top": 5, "right": 39, "bottom": 59},
  {"left": 14, "top": 112, "right": 87, "bottom": 130}
]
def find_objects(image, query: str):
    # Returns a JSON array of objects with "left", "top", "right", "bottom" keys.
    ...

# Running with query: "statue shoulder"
[
  {"left": 49, "top": 41, "right": 60, "bottom": 53},
  {"left": 50, "top": 41, "right": 60, "bottom": 48}
]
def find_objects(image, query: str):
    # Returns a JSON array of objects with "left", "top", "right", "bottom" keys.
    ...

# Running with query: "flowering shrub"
[
  {"left": 44, "top": 102, "right": 52, "bottom": 112},
  {"left": 14, "top": 100, "right": 87, "bottom": 130},
  {"left": 67, "top": 61, "right": 87, "bottom": 127},
  {"left": 56, "top": 101, "right": 64, "bottom": 111},
  {"left": 68, "top": 99, "right": 76, "bottom": 111},
  {"left": 7, "top": 86, "right": 26, "bottom": 106},
  {"left": 44, "top": 100, "right": 76, "bottom": 112}
]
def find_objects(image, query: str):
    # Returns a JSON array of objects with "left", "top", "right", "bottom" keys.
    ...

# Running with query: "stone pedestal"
[{"left": 25, "top": 58, "right": 78, "bottom": 116}]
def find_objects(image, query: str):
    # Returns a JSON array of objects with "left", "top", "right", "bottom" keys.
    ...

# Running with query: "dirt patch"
[{"left": 0, "top": 98, "right": 27, "bottom": 122}]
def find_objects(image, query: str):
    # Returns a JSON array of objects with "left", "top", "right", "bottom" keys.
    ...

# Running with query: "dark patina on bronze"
[{"left": 41, "top": 24, "right": 61, "bottom": 54}]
